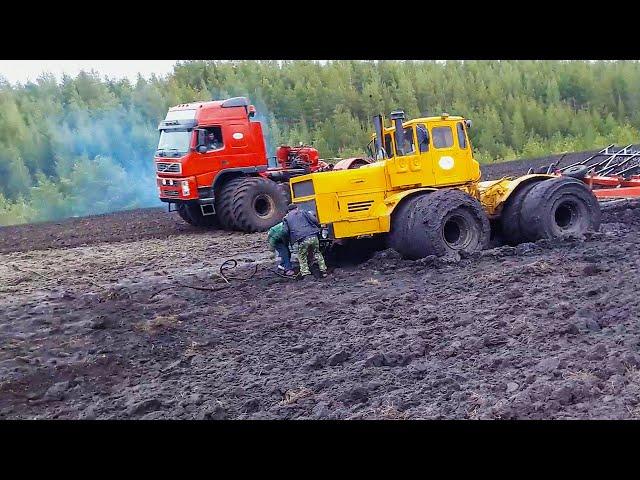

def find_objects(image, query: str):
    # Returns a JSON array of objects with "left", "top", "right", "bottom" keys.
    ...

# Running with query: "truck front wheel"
[{"left": 176, "top": 203, "right": 219, "bottom": 228}]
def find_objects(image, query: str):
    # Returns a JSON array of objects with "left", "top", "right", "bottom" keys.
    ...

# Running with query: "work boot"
[
  {"left": 320, "top": 271, "right": 328, "bottom": 278},
  {"left": 299, "top": 274, "right": 311, "bottom": 281},
  {"left": 285, "top": 270, "right": 295, "bottom": 276}
]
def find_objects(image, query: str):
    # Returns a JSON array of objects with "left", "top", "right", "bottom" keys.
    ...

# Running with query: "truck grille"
[
  {"left": 347, "top": 200, "right": 374, "bottom": 212},
  {"left": 157, "top": 162, "right": 181, "bottom": 174}
]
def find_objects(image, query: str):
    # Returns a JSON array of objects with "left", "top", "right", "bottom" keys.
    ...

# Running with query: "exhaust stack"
[
  {"left": 372, "top": 114, "right": 385, "bottom": 159},
  {"left": 390, "top": 110, "right": 405, "bottom": 156}
]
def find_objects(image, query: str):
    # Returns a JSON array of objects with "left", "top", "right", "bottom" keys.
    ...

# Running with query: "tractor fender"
[
  {"left": 478, "top": 174, "right": 554, "bottom": 217},
  {"left": 333, "top": 157, "right": 372, "bottom": 170},
  {"left": 375, "top": 187, "right": 438, "bottom": 232}
]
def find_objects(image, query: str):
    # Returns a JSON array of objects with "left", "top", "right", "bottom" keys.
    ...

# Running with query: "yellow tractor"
[{"left": 289, "top": 110, "right": 601, "bottom": 260}]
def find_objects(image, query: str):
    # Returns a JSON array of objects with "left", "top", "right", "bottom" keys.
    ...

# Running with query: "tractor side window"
[
  {"left": 417, "top": 124, "right": 429, "bottom": 153},
  {"left": 432, "top": 126, "right": 454, "bottom": 149},
  {"left": 384, "top": 133, "right": 393, "bottom": 157},
  {"left": 204, "top": 126, "right": 224, "bottom": 151},
  {"left": 457, "top": 122, "right": 467, "bottom": 149},
  {"left": 402, "top": 127, "right": 415, "bottom": 155}
]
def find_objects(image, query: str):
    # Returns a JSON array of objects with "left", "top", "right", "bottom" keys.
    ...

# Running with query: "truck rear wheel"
[
  {"left": 394, "top": 189, "right": 490, "bottom": 260},
  {"left": 215, "top": 177, "right": 245, "bottom": 230},
  {"left": 232, "top": 177, "right": 289, "bottom": 232},
  {"left": 177, "top": 203, "right": 219, "bottom": 228},
  {"left": 519, "top": 177, "right": 601, "bottom": 241}
]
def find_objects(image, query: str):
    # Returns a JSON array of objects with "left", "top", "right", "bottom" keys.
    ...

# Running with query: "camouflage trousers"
[{"left": 297, "top": 235, "right": 326, "bottom": 276}]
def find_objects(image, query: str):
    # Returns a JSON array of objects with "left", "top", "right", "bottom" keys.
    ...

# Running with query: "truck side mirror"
[{"left": 465, "top": 119, "right": 472, "bottom": 129}]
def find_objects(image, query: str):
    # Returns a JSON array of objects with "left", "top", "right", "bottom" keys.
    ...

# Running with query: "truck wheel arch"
[{"left": 212, "top": 167, "right": 264, "bottom": 194}]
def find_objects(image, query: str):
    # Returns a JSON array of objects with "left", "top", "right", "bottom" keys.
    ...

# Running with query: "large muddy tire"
[
  {"left": 388, "top": 194, "right": 425, "bottom": 255},
  {"left": 232, "top": 177, "right": 289, "bottom": 232},
  {"left": 395, "top": 189, "right": 490, "bottom": 260},
  {"left": 562, "top": 165, "right": 590, "bottom": 180},
  {"left": 215, "top": 177, "right": 245, "bottom": 230},
  {"left": 500, "top": 181, "right": 543, "bottom": 245},
  {"left": 520, "top": 177, "right": 601, "bottom": 241},
  {"left": 177, "top": 203, "right": 219, "bottom": 228}
]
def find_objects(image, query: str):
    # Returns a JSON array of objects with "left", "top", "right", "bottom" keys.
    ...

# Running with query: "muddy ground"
[{"left": 3, "top": 154, "right": 640, "bottom": 419}]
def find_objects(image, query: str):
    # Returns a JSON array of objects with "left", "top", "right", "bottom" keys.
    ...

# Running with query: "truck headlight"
[{"left": 181, "top": 181, "right": 190, "bottom": 196}]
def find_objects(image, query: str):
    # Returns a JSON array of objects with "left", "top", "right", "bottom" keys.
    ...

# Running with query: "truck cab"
[{"left": 155, "top": 97, "right": 268, "bottom": 213}]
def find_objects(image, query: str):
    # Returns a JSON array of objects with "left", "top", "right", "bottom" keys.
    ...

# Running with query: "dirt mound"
[{"left": 2, "top": 198, "right": 640, "bottom": 419}]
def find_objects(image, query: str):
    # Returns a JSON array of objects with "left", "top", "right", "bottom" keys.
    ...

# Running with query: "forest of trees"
[{"left": 1, "top": 60, "right": 640, "bottom": 226}]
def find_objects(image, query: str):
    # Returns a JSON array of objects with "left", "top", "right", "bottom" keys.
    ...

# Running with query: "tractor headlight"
[
  {"left": 181, "top": 181, "right": 190, "bottom": 196},
  {"left": 321, "top": 228, "right": 329, "bottom": 239}
]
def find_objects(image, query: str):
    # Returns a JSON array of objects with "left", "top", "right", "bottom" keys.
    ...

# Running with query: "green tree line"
[{"left": 1, "top": 60, "right": 640, "bottom": 226}]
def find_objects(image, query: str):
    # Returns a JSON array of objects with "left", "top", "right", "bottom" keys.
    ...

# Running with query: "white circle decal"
[
  {"left": 232, "top": 132, "right": 244, "bottom": 140},
  {"left": 439, "top": 156, "right": 454, "bottom": 170}
]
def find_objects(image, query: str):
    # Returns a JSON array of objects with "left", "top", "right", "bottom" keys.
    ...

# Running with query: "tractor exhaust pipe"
[
  {"left": 372, "top": 114, "right": 385, "bottom": 159},
  {"left": 390, "top": 110, "right": 405, "bottom": 156}
]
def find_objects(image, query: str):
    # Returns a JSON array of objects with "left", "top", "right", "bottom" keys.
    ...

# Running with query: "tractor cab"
[{"left": 369, "top": 111, "right": 481, "bottom": 190}]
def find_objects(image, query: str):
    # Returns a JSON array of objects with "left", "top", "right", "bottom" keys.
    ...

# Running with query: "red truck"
[{"left": 155, "top": 96, "right": 365, "bottom": 232}]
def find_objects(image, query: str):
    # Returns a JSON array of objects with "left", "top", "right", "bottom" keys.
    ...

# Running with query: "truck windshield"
[{"left": 157, "top": 129, "right": 191, "bottom": 155}]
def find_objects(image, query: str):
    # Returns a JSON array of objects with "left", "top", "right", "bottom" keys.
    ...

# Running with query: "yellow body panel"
[{"left": 290, "top": 113, "right": 553, "bottom": 240}]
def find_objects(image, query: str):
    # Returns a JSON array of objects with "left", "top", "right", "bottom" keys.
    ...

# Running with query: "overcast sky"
[{"left": 0, "top": 60, "right": 180, "bottom": 84}]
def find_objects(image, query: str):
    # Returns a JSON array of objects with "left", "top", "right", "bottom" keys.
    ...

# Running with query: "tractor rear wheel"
[
  {"left": 500, "top": 181, "right": 543, "bottom": 245},
  {"left": 215, "top": 177, "right": 245, "bottom": 230},
  {"left": 177, "top": 203, "right": 219, "bottom": 228},
  {"left": 394, "top": 189, "right": 490, "bottom": 259},
  {"left": 232, "top": 177, "right": 289, "bottom": 232},
  {"left": 519, "top": 176, "right": 601, "bottom": 241}
]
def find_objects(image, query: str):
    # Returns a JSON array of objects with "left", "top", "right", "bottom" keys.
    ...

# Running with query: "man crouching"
[
  {"left": 282, "top": 204, "right": 328, "bottom": 280},
  {"left": 267, "top": 220, "right": 295, "bottom": 276}
]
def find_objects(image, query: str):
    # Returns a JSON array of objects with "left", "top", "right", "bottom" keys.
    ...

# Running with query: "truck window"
[
  {"left": 457, "top": 122, "right": 467, "bottom": 149},
  {"left": 384, "top": 133, "right": 393, "bottom": 157},
  {"left": 204, "top": 126, "right": 224, "bottom": 151},
  {"left": 432, "top": 126, "right": 454, "bottom": 149},
  {"left": 417, "top": 124, "right": 429, "bottom": 153}
]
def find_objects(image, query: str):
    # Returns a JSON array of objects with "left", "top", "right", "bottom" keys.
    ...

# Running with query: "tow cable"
[{"left": 150, "top": 258, "right": 298, "bottom": 299}]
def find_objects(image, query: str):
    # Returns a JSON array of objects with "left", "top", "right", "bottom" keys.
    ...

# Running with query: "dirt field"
[{"left": 3, "top": 155, "right": 640, "bottom": 419}]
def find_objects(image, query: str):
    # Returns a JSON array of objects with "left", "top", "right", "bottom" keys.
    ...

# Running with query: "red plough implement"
[{"left": 532, "top": 145, "right": 640, "bottom": 199}]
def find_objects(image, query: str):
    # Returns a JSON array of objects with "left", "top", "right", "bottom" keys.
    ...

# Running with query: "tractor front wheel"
[{"left": 393, "top": 189, "right": 490, "bottom": 260}]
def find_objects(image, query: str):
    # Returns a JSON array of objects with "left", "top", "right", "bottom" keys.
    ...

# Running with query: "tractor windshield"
[{"left": 157, "top": 129, "right": 191, "bottom": 156}]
